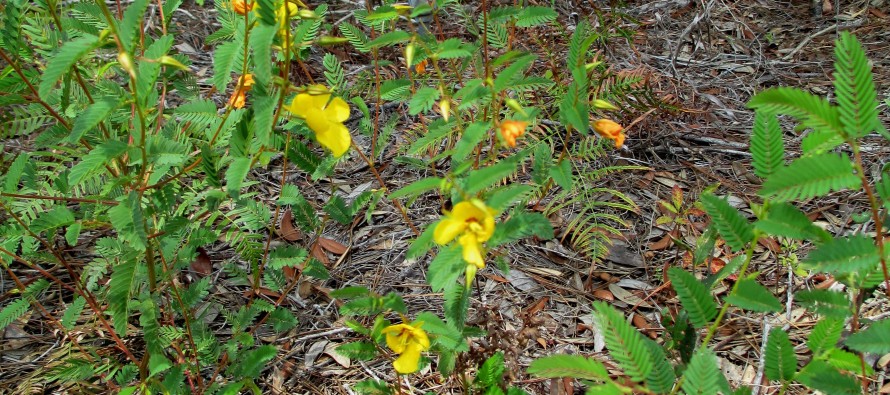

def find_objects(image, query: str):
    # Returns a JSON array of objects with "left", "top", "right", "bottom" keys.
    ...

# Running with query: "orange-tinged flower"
[
  {"left": 227, "top": 74, "right": 255, "bottom": 109},
  {"left": 434, "top": 199, "right": 497, "bottom": 269},
  {"left": 592, "top": 118, "right": 625, "bottom": 148},
  {"left": 381, "top": 321, "right": 430, "bottom": 374},
  {"left": 285, "top": 85, "right": 352, "bottom": 157},
  {"left": 233, "top": 0, "right": 253, "bottom": 15},
  {"left": 499, "top": 120, "right": 527, "bottom": 148}
]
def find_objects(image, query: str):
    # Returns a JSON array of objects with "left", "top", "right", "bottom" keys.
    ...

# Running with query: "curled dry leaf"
[
  {"left": 311, "top": 243, "right": 330, "bottom": 265},
  {"left": 190, "top": 247, "right": 212, "bottom": 277},
  {"left": 277, "top": 209, "right": 302, "bottom": 241}
]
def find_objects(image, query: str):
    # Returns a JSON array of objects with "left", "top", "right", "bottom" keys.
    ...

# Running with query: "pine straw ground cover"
[{"left": 1, "top": 0, "right": 890, "bottom": 394}]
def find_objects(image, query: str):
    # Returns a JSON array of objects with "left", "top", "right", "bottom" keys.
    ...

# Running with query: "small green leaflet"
[
  {"left": 802, "top": 234, "right": 879, "bottom": 275},
  {"left": 724, "top": 276, "right": 782, "bottom": 313},
  {"left": 668, "top": 268, "right": 718, "bottom": 328},
  {"left": 765, "top": 328, "right": 797, "bottom": 382},
  {"left": 845, "top": 319, "right": 890, "bottom": 354}
]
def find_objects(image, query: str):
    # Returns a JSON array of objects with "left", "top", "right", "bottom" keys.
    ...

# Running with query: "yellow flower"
[
  {"left": 433, "top": 199, "right": 497, "bottom": 269},
  {"left": 227, "top": 74, "right": 255, "bottom": 109},
  {"left": 276, "top": 0, "right": 299, "bottom": 38},
  {"left": 232, "top": 0, "right": 253, "bottom": 15},
  {"left": 499, "top": 120, "right": 528, "bottom": 148},
  {"left": 381, "top": 321, "right": 430, "bottom": 374},
  {"left": 592, "top": 118, "right": 625, "bottom": 148},
  {"left": 285, "top": 85, "right": 352, "bottom": 157}
]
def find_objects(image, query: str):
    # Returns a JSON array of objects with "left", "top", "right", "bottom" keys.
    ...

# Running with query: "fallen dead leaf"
[
  {"left": 190, "top": 247, "right": 212, "bottom": 277},
  {"left": 324, "top": 342, "right": 351, "bottom": 368},
  {"left": 318, "top": 237, "right": 348, "bottom": 255},
  {"left": 648, "top": 231, "right": 675, "bottom": 250},
  {"left": 592, "top": 289, "right": 614, "bottom": 301},
  {"left": 608, "top": 283, "right": 652, "bottom": 309},
  {"left": 311, "top": 243, "right": 331, "bottom": 265},
  {"left": 524, "top": 297, "right": 548, "bottom": 315},
  {"left": 277, "top": 209, "right": 302, "bottom": 241},
  {"left": 631, "top": 313, "right": 656, "bottom": 338},
  {"left": 305, "top": 340, "right": 329, "bottom": 369}
]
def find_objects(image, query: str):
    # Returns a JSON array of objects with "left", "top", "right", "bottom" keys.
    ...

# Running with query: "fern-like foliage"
[
  {"left": 681, "top": 349, "right": 721, "bottom": 395},
  {"left": 765, "top": 328, "right": 797, "bottom": 382},
  {"left": 833, "top": 32, "right": 884, "bottom": 139},
  {"left": 700, "top": 194, "right": 754, "bottom": 251},
  {"left": 667, "top": 268, "right": 718, "bottom": 328},
  {"left": 758, "top": 153, "right": 860, "bottom": 202},
  {"left": 592, "top": 301, "right": 652, "bottom": 383},
  {"left": 747, "top": 88, "right": 844, "bottom": 139},
  {"left": 802, "top": 233, "right": 879, "bottom": 275},
  {"left": 0, "top": 298, "right": 30, "bottom": 332},
  {"left": 750, "top": 111, "right": 784, "bottom": 178}
]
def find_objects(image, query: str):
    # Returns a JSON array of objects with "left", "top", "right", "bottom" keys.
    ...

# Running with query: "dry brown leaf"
[
  {"left": 648, "top": 232, "right": 675, "bottom": 251},
  {"left": 485, "top": 274, "right": 510, "bottom": 283},
  {"left": 318, "top": 237, "right": 348, "bottom": 255},
  {"left": 277, "top": 209, "right": 302, "bottom": 241},
  {"left": 525, "top": 297, "right": 549, "bottom": 316},
  {"left": 191, "top": 247, "right": 212, "bottom": 277},
  {"left": 758, "top": 237, "right": 782, "bottom": 253},
  {"left": 593, "top": 289, "right": 614, "bottom": 301},
  {"left": 311, "top": 243, "right": 330, "bottom": 265},
  {"left": 608, "top": 284, "right": 652, "bottom": 308},
  {"left": 708, "top": 257, "right": 726, "bottom": 274},
  {"left": 369, "top": 239, "right": 394, "bottom": 250},
  {"left": 632, "top": 313, "right": 656, "bottom": 338}
]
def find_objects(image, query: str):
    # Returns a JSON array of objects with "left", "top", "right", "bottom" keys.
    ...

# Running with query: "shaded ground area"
[{"left": 2, "top": 0, "right": 890, "bottom": 393}]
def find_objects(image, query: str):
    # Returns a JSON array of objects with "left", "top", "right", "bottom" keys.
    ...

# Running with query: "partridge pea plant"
[{"left": 0, "top": 0, "right": 645, "bottom": 393}]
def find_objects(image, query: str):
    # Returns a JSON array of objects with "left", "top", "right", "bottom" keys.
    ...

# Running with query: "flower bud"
[
  {"left": 117, "top": 52, "right": 136, "bottom": 78},
  {"left": 592, "top": 99, "right": 618, "bottom": 110},
  {"left": 404, "top": 43, "right": 416, "bottom": 68},
  {"left": 585, "top": 61, "right": 602, "bottom": 71},
  {"left": 505, "top": 98, "right": 526, "bottom": 116},
  {"left": 297, "top": 9, "right": 317, "bottom": 19},
  {"left": 317, "top": 36, "right": 350, "bottom": 46},
  {"left": 438, "top": 98, "right": 450, "bottom": 122},
  {"left": 159, "top": 55, "right": 189, "bottom": 71}
]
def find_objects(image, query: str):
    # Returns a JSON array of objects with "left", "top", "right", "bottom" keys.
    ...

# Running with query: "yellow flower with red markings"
[
  {"left": 381, "top": 321, "right": 430, "bottom": 374},
  {"left": 227, "top": 74, "right": 255, "bottom": 109},
  {"left": 499, "top": 120, "right": 527, "bottom": 148},
  {"left": 285, "top": 85, "right": 352, "bottom": 157},
  {"left": 592, "top": 118, "right": 625, "bottom": 148},
  {"left": 434, "top": 199, "right": 497, "bottom": 270}
]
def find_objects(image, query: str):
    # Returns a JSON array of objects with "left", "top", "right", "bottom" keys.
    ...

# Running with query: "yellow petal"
[
  {"left": 392, "top": 345, "right": 422, "bottom": 374},
  {"left": 459, "top": 233, "right": 485, "bottom": 269},
  {"left": 303, "top": 107, "right": 329, "bottom": 135},
  {"left": 382, "top": 324, "right": 411, "bottom": 353},
  {"left": 614, "top": 132, "right": 625, "bottom": 148},
  {"left": 451, "top": 201, "right": 486, "bottom": 223},
  {"left": 433, "top": 218, "right": 466, "bottom": 245},
  {"left": 315, "top": 121, "right": 351, "bottom": 157},
  {"left": 411, "top": 324, "right": 430, "bottom": 350},
  {"left": 286, "top": 93, "right": 314, "bottom": 118},
  {"left": 325, "top": 96, "right": 350, "bottom": 123}
]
